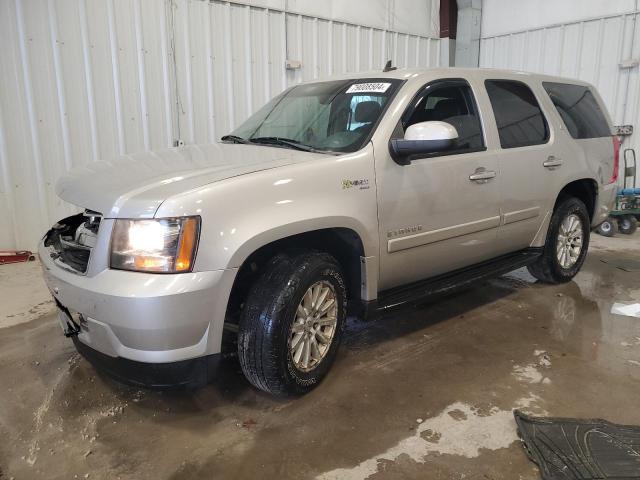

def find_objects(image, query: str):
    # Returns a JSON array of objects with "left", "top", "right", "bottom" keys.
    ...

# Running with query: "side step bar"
[{"left": 359, "top": 248, "right": 542, "bottom": 319}]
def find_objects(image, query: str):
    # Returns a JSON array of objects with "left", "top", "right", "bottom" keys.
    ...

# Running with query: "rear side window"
[
  {"left": 542, "top": 82, "right": 611, "bottom": 139},
  {"left": 485, "top": 80, "right": 549, "bottom": 149}
]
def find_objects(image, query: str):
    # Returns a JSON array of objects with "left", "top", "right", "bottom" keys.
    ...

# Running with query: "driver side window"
[{"left": 403, "top": 82, "right": 485, "bottom": 152}]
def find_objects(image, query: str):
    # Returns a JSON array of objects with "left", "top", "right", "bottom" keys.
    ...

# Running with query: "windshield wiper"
[
  {"left": 220, "top": 134, "right": 251, "bottom": 144},
  {"left": 249, "top": 137, "right": 318, "bottom": 152},
  {"left": 222, "top": 134, "right": 327, "bottom": 153}
]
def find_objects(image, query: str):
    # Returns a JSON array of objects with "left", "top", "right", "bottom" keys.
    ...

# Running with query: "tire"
[
  {"left": 527, "top": 196, "right": 590, "bottom": 284},
  {"left": 618, "top": 215, "right": 638, "bottom": 235},
  {"left": 238, "top": 251, "right": 347, "bottom": 396},
  {"left": 596, "top": 217, "right": 618, "bottom": 237}
]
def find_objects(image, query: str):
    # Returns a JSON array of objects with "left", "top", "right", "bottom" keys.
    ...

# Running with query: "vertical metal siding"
[
  {"left": 171, "top": 0, "right": 441, "bottom": 143},
  {"left": 480, "top": 11, "right": 640, "bottom": 185},
  {"left": 0, "top": 0, "right": 439, "bottom": 249}
]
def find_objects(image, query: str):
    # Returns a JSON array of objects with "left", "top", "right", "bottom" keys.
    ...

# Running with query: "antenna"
[{"left": 383, "top": 60, "right": 397, "bottom": 72}]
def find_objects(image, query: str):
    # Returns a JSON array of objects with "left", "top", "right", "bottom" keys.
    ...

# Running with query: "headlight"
[{"left": 110, "top": 217, "right": 200, "bottom": 273}]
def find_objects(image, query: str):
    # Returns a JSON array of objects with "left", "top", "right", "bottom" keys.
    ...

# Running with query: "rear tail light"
[{"left": 609, "top": 135, "right": 620, "bottom": 184}]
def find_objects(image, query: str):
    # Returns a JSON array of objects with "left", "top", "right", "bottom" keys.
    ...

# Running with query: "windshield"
[{"left": 225, "top": 78, "right": 402, "bottom": 153}]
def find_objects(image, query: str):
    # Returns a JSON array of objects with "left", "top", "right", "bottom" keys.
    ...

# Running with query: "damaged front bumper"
[{"left": 38, "top": 227, "right": 237, "bottom": 388}]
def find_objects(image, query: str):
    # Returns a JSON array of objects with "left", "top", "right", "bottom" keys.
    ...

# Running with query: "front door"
[{"left": 375, "top": 79, "right": 502, "bottom": 291}]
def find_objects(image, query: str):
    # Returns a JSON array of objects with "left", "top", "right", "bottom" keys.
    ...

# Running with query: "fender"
[
  {"left": 531, "top": 176, "right": 599, "bottom": 247},
  {"left": 154, "top": 144, "right": 381, "bottom": 274},
  {"left": 227, "top": 218, "right": 372, "bottom": 269}
]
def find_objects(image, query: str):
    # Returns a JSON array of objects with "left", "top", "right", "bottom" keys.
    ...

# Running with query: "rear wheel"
[
  {"left": 596, "top": 217, "right": 618, "bottom": 237},
  {"left": 237, "top": 251, "right": 346, "bottom": 396},
  {"left": 527, "top": 196, "right": 590, "bottom": 284},
  {"left": 618, "top": 215, "right": 638, "bottom": 235}
]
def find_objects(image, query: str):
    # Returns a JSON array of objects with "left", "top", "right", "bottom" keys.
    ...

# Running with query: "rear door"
[
  {"left": 483, "top": 79, "right": 558, "bottom": 253},
  {"left": 541, "top": 81, "right": 616, "bottom": 208},
  {"left": 374, "top": 78, "right": 501, "bottom": 291}
]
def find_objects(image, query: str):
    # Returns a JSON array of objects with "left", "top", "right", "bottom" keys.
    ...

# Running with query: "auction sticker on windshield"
[{"left": 346, "top": 82, "right": 391, "bottom": 94}]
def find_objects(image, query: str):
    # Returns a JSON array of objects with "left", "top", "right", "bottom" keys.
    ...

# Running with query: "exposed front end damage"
[{"left": 43, "top": 211, "right": 101, "bottom": 274}]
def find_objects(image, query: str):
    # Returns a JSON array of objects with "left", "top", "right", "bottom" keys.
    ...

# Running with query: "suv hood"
[{"left": 56, "top": 143, "right": 326, "bottom": 218}]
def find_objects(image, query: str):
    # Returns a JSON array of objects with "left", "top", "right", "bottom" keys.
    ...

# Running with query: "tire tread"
[{"left": 238, "top": 252, "right": 345, "bottom": 396}]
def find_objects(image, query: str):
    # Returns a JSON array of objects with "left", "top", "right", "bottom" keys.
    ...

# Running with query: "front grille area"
[{"left": 44, "top": 211, "right": 101, "bottom": 274}]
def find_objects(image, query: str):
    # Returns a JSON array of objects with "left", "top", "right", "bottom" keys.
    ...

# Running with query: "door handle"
[
  {"left": 543, "top": 156, "right": 563, "bottom": 168},
  {"left": 469, "top": 168, "right": 497, "bottom": 183}
]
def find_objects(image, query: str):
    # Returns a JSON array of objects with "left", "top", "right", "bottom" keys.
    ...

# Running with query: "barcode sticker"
[{"left": 346, "top": 82, "right": 391, "bottom": 94}]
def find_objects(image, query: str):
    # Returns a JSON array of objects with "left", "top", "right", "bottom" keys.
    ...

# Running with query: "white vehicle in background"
[{"left": 40, "top": 67, "right": 618, "bottom": 396}]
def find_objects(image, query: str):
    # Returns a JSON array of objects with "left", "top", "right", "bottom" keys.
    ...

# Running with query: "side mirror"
[{"left": 389, "top": 121, "right": 458, "bottom": 165}]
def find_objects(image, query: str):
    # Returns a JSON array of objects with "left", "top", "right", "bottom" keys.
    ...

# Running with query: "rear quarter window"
[
  {"left": 542, "top": 82, "right": 611, "bottom": 139},
  {"left": 485, "top": 80, "right": 549, "bottom": 149}
]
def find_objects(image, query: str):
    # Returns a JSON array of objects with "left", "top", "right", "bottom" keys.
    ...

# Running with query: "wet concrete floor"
[{"left": 1, "top": 234, "right": 639, "bottom": 480}]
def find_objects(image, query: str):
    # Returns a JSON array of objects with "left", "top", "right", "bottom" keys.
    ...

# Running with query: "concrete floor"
[{"left": 1, "top": 234, "right": 639, "bottom": 480}]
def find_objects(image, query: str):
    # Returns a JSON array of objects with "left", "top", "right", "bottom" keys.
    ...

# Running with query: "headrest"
[
  {"left": 354, "top": 101, "right": 382, "bottom": 123},
  {"left": 430, "top": 99, "right": 462, "bottom": 121}
]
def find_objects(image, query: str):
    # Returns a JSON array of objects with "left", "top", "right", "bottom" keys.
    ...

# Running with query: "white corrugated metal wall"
[
  {"left": 0, "top": 0, "right": 441, "bottom": 250},
  {"left": 479, "top": 4, "right": 640, "bottom": 187}
]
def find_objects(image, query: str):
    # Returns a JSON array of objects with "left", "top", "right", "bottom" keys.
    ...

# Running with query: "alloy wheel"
[
  {"left": 289, "top": 281, "right": 338, "bottom": 372},
  {"left": 556, "top": 214, "right": 583, "bottom": 269}
]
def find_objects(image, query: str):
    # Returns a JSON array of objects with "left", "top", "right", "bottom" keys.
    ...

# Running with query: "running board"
[{"left": 359, "top": 248, "right": 542, "bottom": 319}]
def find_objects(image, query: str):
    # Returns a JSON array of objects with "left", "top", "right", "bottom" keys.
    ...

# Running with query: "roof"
[{"left": 305, "top": 67, "right": 592, "bottom": 88}]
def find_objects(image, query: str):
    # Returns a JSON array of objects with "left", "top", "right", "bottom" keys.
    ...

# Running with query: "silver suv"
[{"left": 40, "top": 68, "right": 618, "bottom": 395}]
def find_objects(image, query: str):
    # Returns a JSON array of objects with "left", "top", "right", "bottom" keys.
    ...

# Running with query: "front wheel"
[
  {"left": 527, "top": 196, "right": 590, "bottom": 284},
  {"left": 238, "top": 252, "right": 347, "bottom": 396},
  {"left": 618, "top": 215, "right": 638, "bottom": 235}
]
